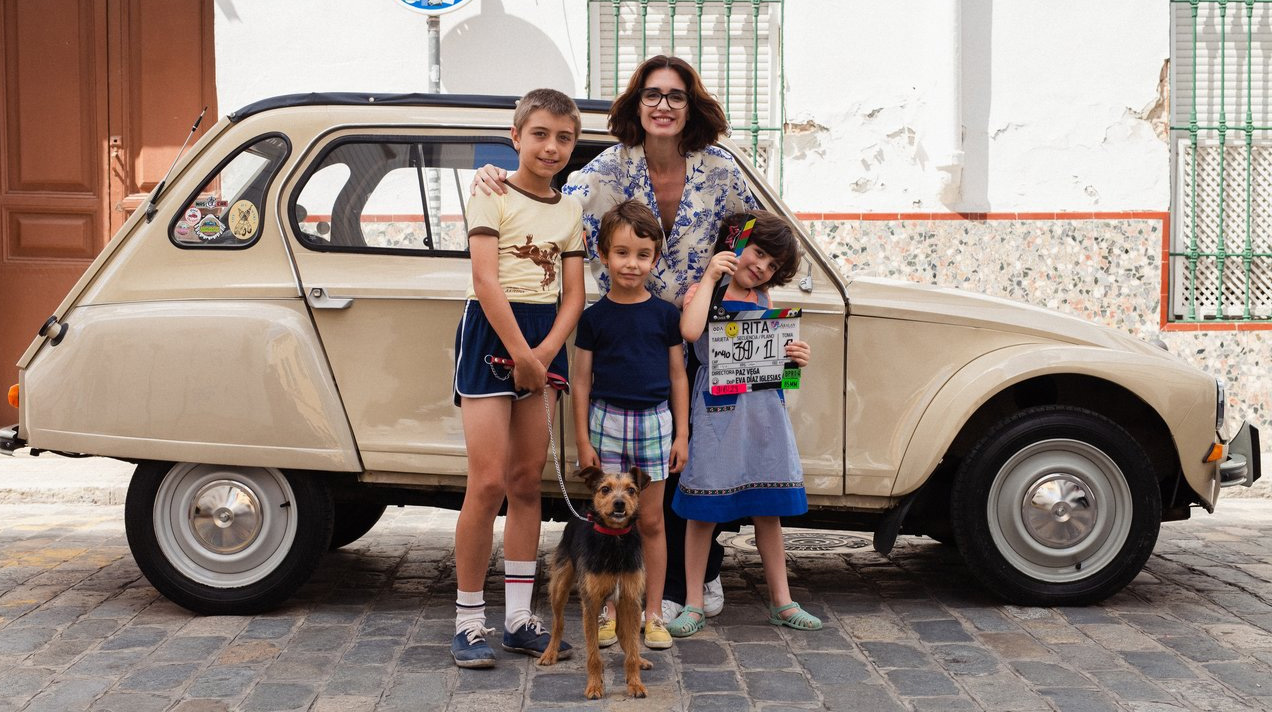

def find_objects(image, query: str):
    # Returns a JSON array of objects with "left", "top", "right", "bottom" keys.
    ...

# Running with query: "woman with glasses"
[
  {"left": 564, "top": 55, "right": 757, "bottom": 304},
  {"left": 472, "top": 54, "right": 757, "bottom": 641}
]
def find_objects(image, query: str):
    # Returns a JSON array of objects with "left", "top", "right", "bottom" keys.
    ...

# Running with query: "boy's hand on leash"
[
  {"left": 471, "top": 164, "right": 508, "bottom": 197},
  {"left": 669, "top": 435, "right": 688, "bottom": 473},
  {"left": 703, "top": 251, "right": 738, "bottom": 283},
  {"left": 511, "top": 351, "right": 548, "bottom": 392},
  {"left": 531, "top": 343, "right": 557, "bottom": 370},
  {"left": 785, "top": 339, "right": 811, "bottom": 368}
]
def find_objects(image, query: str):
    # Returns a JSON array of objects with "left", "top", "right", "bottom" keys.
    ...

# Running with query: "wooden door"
[
  {"left": 0, "top": 0, "right": 215, "bottom": 419},
  {"left": 108, "top": 0, "right": 217, "bottom": 228}
]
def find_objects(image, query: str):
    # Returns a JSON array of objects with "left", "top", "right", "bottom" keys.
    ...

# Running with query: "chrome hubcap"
[
  {"left": 987, "top": 438, "right": 1131, "bottom": 583},
  {"left": 1022, "top": 475, "right": 1096, "bottom": 548},
  {"left": 190, "top": 480, "right": 262, "bottom": 554},
  {"left": 153, "top": 463, "right": 298, "bottom": 588}
]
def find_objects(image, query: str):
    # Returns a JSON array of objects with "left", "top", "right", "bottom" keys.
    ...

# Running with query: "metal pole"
[
  {"left": 427, "top": 15, "right": 442, "bottom": 242},
  {"left": 668, "top": 0, "right": 677, "bottom": 56},
  {"left": 1188, "top": 0, "right": 1200, "bottom": 320},
  {"left": 1217, "top": 0, "right": 1228, "bottom": 319},
  {"left": 613, "top": 0, "right": 622, "bottom": 95},
  {"left": 641, "top": 0, "right": 649, "bottom": 60},
  {"left": 724, "top": 0, "right": 733, "bottom": 112},
  {"left": 750, "top": 0, "right": 760, "bottom": 165},
  {"left": 1245, "top": 0, "right": 1255, "bottom": 318}
]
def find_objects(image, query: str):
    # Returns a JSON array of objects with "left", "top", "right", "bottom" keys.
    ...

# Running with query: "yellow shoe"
[
  {"left": 644, "top": 617, "right": 673, "bottom": 649},
  {"left": 597, "top": 615, "right": 618, "bottom": 648}
]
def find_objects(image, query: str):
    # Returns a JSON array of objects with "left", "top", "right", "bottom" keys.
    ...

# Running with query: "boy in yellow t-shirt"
[{"left": 450, "top": 88, "right": 586, "bottom": 668}]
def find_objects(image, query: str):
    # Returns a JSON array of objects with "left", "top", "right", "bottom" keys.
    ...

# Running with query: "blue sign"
[{"left": 394, "top": 0, "right": 475, "bottom": 16}]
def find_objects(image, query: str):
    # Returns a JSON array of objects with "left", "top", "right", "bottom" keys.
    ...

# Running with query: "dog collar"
[{"left": 587, "top": 514, "right": 631, "bottom": 536}]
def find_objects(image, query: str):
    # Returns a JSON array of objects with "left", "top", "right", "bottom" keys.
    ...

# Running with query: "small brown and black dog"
[{"left": 539, "top": 465, "right": 653, "bottom": 699}]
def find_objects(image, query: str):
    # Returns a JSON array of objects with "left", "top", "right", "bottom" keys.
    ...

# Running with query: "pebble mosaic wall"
[{"left": 803, "top": 216, "right": 1271, "bottom": 495}]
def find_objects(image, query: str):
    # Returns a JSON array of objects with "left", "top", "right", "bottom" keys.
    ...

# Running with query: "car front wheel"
[
  {"left": 124, "top": 462, "right": 333, "bottom": 614},
  {"left": 950, "top": 406, "right": 1161, "bottom": 606}
]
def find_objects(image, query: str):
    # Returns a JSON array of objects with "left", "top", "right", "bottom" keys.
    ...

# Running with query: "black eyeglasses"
[{"left": 639, "top": 88, "right": 689, "bottom": 109}]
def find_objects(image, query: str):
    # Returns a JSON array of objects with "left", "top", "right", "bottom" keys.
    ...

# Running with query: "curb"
[{"left": 0, "top": 453, "right": 132, "bottom": 505}]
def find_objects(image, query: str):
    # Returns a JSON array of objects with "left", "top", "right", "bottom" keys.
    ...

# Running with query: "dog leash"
[
  {"left": 542, "top": 388, "right": 591, "bottom": 524},
  {"left": 486, "top": 356, "right": 590, "bottom": 523}
]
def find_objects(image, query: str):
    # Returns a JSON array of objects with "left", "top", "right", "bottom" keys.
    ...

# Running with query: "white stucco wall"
[
  {"left": 782, "top": 0, "right": 1170, "bottom": 212},
  {"left": 214, "top": 0, "right": 1170, "bottom": 213}
]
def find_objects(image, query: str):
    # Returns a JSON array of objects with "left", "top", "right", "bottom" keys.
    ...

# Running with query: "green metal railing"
[
  {"left": 1170, "top": 0, "right": 1272, "bottom": 321},
  {"left": 587, "top": 0, "right": 786, "bottom": 192}
]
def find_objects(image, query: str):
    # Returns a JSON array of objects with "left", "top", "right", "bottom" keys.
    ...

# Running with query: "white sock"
[
  {"left": 504, "top": 559, "right": 536, "bottom": 632},
  {"left": 455, "top": 589, "right": 485, "bottom": 635}
]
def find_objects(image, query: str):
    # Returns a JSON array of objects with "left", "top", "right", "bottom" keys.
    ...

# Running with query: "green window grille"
[
  {"left": 1170, "top": 0, "right": 1272, "bottom": 322},
  {"left": 586, "top": 0, "right": 785, "bottom": 191}
]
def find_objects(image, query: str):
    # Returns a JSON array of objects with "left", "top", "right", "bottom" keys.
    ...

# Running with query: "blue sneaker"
[
  {"left": 502, "top": 616, "right": 571, "bottom": 659},
  {"left": 452, "top": 623, "right": 496, "bottom": 668}
]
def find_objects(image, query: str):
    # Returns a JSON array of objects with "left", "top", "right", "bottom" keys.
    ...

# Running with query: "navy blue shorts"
[{"left": 453, "top": 299, "right": 570, "bottom": 406}]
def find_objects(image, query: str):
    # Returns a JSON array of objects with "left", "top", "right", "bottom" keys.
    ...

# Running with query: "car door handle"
[{"left": 307, "top": 287, "right": 353, "bottom": 310}]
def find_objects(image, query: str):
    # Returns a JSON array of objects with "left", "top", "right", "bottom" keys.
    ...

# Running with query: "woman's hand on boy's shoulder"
[
  {"left": 785, "top": 339, "right": 811, "bottom": 368},
  {"left": 471, "top": 164, "right": 508, "bottom": 197}
]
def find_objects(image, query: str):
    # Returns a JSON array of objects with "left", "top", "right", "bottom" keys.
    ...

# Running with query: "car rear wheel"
[
  {"left": 950, "top": 406, "right": 1161, "bottom": 606},
  {"left": 125, "top": 462, "right": 333, "bottom": 614},
  {"left": 328, "top": 500, "right": 387, "bottom": 549}
]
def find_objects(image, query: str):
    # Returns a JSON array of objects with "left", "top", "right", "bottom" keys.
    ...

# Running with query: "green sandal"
[
  {"left": 666, "top": 605, "right": 706, "bottom": 637},
  {"left": 769, "top": 602, "right": 822, "bottom": 631}
]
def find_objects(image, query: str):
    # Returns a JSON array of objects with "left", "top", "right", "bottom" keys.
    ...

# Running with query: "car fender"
[
  {"left": 21, "top": 299, "right": 360, "bottom": 472},
  {"left": 891, "top": 343, "right": 1216, "bottom": 506}
]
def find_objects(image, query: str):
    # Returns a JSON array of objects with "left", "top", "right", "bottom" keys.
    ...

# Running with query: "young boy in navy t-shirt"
[{"left": 572, "top": 199, "right": 688, "bottom": 650}]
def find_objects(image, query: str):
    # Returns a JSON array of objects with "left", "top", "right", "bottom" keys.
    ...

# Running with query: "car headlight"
[{"left": 1216, "top": 378, "right": 1226, "bottom": 431}]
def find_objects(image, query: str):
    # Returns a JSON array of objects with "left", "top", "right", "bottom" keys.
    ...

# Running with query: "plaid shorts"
[{"left": 588, "top": 399, "right": 673, "bottom": 482}]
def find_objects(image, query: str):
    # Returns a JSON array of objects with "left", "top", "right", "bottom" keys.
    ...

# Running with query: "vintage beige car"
[{"left": 1, "top": 94, "right": 1259, "bottom": 615}]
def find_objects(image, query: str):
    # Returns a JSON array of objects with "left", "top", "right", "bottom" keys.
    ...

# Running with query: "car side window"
[
  {"left": 169, "top": 135, "right": 289, "bottom": 248},
  {"left": 290, "top": 138, "right": 518, "bottom": 255}
]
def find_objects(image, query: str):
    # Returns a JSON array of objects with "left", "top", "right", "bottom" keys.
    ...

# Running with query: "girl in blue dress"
[{"left": 667, "top": 211, "right": 822, "bottom": 637}]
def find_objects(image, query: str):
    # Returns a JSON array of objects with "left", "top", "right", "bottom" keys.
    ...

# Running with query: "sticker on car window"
[
  {"left": 197, "top": 215, "right": 226, "bottom": 241},
  {"left": 228, "top": 200, "right": 260, "bottom": 240}
]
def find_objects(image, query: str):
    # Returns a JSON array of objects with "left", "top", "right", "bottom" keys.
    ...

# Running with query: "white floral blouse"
[{"left": 563, "top": 143, "right": 758, "bottom": 306}]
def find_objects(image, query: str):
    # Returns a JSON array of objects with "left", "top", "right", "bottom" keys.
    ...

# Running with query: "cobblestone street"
[{"left": 2, "top": 500, "right": 1272, "bottom": 711}]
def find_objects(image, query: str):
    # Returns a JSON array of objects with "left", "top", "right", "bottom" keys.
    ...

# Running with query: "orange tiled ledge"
[{"left": 793, "top": 211, "right": 1170, "bottom": 221}]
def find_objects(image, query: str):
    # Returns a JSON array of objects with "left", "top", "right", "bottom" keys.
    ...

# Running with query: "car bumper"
[{"left": 1219, "top": 421, "right": 1261, "bottom": 488}]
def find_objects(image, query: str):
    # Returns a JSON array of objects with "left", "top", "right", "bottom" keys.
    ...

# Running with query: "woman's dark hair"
[
  {"left": 609, "top": 55, "right": 730, "bottom": 154},
  {"left": 713, "top": 211, "right": 802, "bottom": 289}
]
